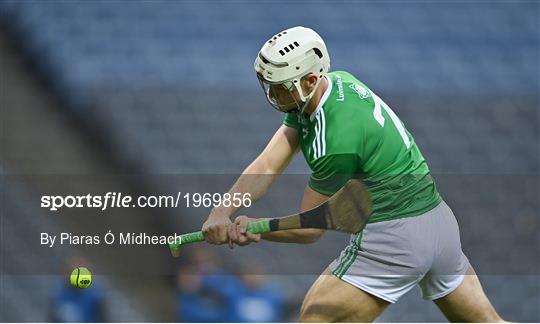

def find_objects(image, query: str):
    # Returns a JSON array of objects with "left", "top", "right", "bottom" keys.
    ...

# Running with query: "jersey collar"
[{"left": 309, "top": 75, "right": 332, "bottom": 122}]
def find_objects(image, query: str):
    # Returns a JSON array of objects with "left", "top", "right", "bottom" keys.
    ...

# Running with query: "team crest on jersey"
[{"left": 349, "top": 83, "right": 370, "bottom": 99}]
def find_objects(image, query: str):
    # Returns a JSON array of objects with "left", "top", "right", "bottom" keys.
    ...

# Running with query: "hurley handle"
[{"left": 169, "top": 219, "right": 271, "bottom": 250}]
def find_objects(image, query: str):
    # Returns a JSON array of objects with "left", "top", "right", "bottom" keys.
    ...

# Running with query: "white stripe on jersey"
[
  {"left": 313, "top": 110, "right": 327, "bottom": 159},
  {"left": 311, "top": 129, "right": 317, "bottom": 160},
  {"left": 320, "top": 109, "right": 326, "bottom": 157},
  {"left": 313, "top": 113, "right": 321, "bottom": 159}
]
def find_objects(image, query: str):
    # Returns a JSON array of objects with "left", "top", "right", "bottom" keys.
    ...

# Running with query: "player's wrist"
[{"left": 209, "top": 205, "right": 236, "bottom": 220}]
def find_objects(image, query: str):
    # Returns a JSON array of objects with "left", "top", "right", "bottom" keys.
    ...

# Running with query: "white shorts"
[{"left": 329, "top": 200, "right": 470, "bottom": 303}]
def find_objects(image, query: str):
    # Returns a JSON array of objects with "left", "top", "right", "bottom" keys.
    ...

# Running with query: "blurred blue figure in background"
[
  {"left": 50, "top": 280, "right": 105, "bottom": 322},
  {"left": 227, "top": 267, "right": 284, "bottom": 322},
  {"left": 176, "top": 248, "right": 283, "bottom": 322},
  {"left": 50, "top": 257, "right": 106, "bottom": 322},
  {"left": 176, "top": 247, "right": 232, "bottom": 322},
  {"left": 176, "top": 265, "right": 227, "bottom": 322}
]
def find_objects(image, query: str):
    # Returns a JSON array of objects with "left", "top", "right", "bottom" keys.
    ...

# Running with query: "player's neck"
[{"left": 303, "top": 76, "right": 328, "bottom": 117}]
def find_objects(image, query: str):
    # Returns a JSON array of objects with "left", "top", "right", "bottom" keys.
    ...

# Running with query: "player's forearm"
[
  {"left": 209, "top": 125, "right": 298, "bottom": 221},
  {"left": 209, "top": 159, "right": 278, "bottom": 219}
]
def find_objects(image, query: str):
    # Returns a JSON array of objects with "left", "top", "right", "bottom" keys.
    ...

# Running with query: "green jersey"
[{"left": 283, "top": 71, "right": 441, "bottom": 223}]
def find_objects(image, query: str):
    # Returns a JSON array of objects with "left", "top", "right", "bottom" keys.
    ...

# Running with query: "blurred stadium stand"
[
  {"left": 0, "top": 1, "right": 537, "bottom": 96},
  {"left": 1, "top": 0, "right": 537, "bottom": 175},
  {"left": 0, "top": 0, "right": 538, "bottom": 322},
  {"left": 0, "top": 25, "right": 173, "bottom": 320}
]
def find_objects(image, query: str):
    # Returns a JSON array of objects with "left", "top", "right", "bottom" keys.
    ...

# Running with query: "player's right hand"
[
  {"left": 202, "top": 214, "right": 232, "bottom": 245},
  {"left": 229, "top": 215, "right": 261, "bottom": 247}
]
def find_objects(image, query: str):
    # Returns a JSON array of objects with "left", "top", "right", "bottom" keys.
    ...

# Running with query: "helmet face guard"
[
  {"left": 257, "top": 74, "right": 302, "bottom": 113},
  {"left": 257, "top": 73, "right": 323, "bottom": 114}
]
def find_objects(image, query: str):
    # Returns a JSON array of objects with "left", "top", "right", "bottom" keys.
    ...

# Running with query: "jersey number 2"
[{"left": 371, "top": 92, "right": 411, "bottom": 149}]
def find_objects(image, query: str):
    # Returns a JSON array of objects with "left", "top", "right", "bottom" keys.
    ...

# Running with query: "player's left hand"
[{"left": 228, "top": 215, "right": 261, "bottom": 248}]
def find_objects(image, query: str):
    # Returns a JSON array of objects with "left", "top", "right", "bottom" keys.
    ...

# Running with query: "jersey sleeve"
[
  {"left": 308, "top": 153, "right": 360, "bottom": 196},
  {"left": 283, "top": 112, "right": 301, "bottom": 130}
]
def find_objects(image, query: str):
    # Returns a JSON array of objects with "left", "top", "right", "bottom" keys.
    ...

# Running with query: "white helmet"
[{"left": 254, "top": 26, "right": 330, "bottom": 113}]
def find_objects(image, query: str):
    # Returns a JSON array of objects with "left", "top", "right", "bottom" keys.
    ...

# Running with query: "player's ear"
[
  {"left": 302, "top": 73, "right": 318, "bottom": 93},
  {"left": 309, "top": 73, "right": 319, "bottom": 87}
]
